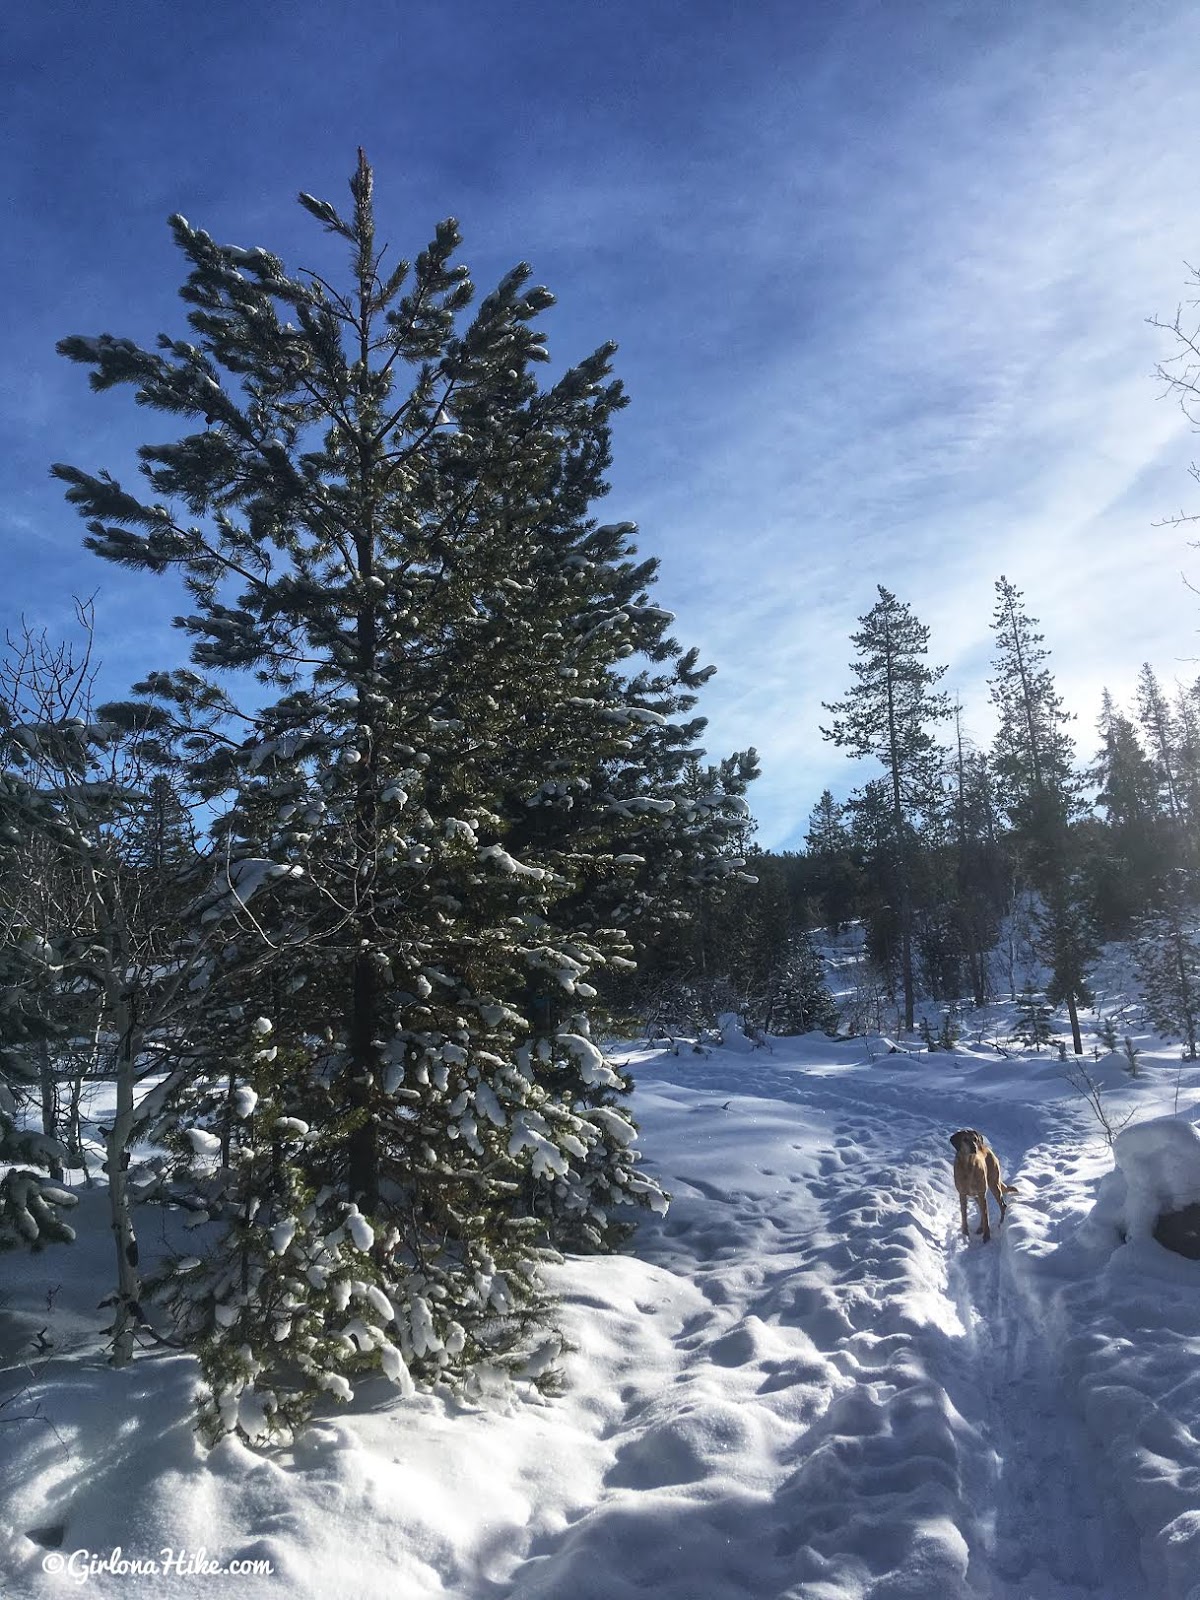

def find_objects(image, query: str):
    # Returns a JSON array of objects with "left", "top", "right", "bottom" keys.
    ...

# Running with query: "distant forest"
[{"left": 617, "top": 578, "right": 1200, "bottom": 1060}]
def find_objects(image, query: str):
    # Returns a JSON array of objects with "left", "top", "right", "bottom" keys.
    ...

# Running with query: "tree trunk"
[
  {"left": 1173, "top": 929, "right": 1199, "bottom": 1061},
  {"left": 37, "top": 1037, "right": 63, "bottom": 1181},
  {"left": 1066, "top": 992, "right": 1083, "bottom": 1056},
  {"left": 67, "top": 1013, "right": 103, "bottom": 1180},
  {"left": 107, "top": 1003, "right": 143, "bottom": 1367},
  {"left": 347, "top": 950, "right": 380, "bottom": 1212},
  {"left": 900, "top": 889, "right": 915, "bottom": 1033}
]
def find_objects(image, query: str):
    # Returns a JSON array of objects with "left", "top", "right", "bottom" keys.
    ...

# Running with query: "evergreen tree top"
[
  {"left": 987, "top": 575, "right": 1079, "bottom": 826},
  {"left": 820, "top": 587, "right": 950, "bottom": 801}
]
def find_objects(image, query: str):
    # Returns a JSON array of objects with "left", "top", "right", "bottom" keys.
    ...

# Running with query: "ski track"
[
  {"left": 495, "top": 1047, "right": 1154, "bottom": 1600},
  {"left": 951, "top": 1211, "right": 1145, "bottom": 1600}
]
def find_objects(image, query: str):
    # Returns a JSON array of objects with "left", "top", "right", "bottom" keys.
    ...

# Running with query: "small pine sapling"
[
  {"left": 1013, "top": 984, "right": 1054, "bottom": 1053},
  {"left": 766, "top": 935, "right": 839, "bottom": 1037}
]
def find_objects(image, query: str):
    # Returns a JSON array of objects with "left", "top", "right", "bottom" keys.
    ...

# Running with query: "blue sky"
[{"left": 5, "top": 0, "right": 1200, "bottom": 847}]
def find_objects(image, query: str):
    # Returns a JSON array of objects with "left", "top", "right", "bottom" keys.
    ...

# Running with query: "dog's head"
[{"left": 950, "top": 1129, "right": 986, "bottom": 1156}]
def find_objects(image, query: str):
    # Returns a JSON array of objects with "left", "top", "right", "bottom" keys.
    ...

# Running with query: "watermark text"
[{"left": 42, "top": 1547, "right": 274, "bottom": 1583}]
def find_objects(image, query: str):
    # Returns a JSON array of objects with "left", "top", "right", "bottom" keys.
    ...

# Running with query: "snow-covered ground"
[{"left": 3, "top": 1012, "right": 1200, "bottom": 1600}]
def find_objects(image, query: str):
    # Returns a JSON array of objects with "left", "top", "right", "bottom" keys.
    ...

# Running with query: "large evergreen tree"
[
  {"left": 821, "top": 588, "right": 950, "bottom": 1031},
  {"left": 53, "top": 154, "right": 746, "bottom": 1438}
]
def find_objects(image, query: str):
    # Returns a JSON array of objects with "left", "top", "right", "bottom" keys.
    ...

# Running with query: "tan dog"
[{"left": 950, "top": 1129, "right": 1014, "bottom": 1243}]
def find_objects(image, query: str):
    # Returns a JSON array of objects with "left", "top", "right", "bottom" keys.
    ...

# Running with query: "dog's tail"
[{"left": 1000, "top": 1182, "right": 1017, "bottom": 1195}]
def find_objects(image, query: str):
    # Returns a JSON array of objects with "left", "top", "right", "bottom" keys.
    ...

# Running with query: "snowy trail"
[
  {"left": 5, "top": 1035, "right": 1194, "bottom": 1600},
  {"left": 767, "top": 1057, "right": 1152, "bottom": 1599},
  {"left": 950, "top": 1229, "right": 1145, "bottom": 1600},
  {"left": 789, "top": 1054, "right": 1153, "bottom": 1597},
  {"left": 528, "top": 1042, "right": 1155, "bottom": 1600}
]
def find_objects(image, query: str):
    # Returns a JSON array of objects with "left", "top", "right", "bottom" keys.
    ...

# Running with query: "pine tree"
[
  {"left": 846, "top": 777, "right": 903, "bottom": 1007},
  {"left": 988, "top": 576, "right": 1079, "bottom": 839},
  {"left": 803, "top": 789, "right": 860, "bottom": 932},
  {"left": 821, "top": 588, "right": 950, "bottom": 1031},
  {"left": 126, "top": 773, "right": 196, "bottom": 876},
  {"left": 765, "top": 934, "right": 838, "bottom": 1036},
  {"left": 1135, "top": 664, "right": 1183, "bottom": 826},
  {"left": 607, "top": 749, "right": 760, "bottom": 1023},
  {"left": 52, "top": 154, "right": 743, "bottom": 1437},
  {"left": 988, "top": 577, "right": 1092, "bottom": 1051},
  {"left": 909, "top": 825, "right": 966, "bottom": 1004},
  {"left": 1172, "top": 681, "right": 1200, "bottom": 861},
  {"left": 1132, "top": 871, "right": 1200, "bottom": 1060},
  {"left": 1090, "top": 689, "right": 1162, "bottom": 935},
  {"left": 947, "top": 708, "right": 1004, "bottom": 1006},
  {"left": 1040, "top": 867, "right": 1097, "bottom": 1036}
]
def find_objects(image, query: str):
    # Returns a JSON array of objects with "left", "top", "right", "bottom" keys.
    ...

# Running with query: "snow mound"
[
  {"left": 1008, "top": 1101, "right": 1200, "bottom": 1600},
  {"left": 1090, "top": 1115, "right": 1200, "bottom": 1243},
  {"left": 714, "top": 1012, "right": 761, "bottom": 1053}
]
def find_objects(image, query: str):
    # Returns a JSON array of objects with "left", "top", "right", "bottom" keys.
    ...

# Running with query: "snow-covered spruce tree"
[
  {"left": 1132, "top": 871, "right": 1200, "bottom": 1060},
  {"left": 617, "top": 751, "right": 761, "bottom": 1022},
  {"left": 50, "top": 154, "right": 750, "bottom": 1439},
  {"left": 149, "top": 1029, "right": 435, "bottom": 1445}
]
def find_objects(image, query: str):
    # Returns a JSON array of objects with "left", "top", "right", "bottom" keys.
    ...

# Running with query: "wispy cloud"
[
  {"left": 4, "top": 1, "right": 1200, "bottom": 847},
  {"left": 583, "top": 3, "right": 1200, "bottom": 843}
]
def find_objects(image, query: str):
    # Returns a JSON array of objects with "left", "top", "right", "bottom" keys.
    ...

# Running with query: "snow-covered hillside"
[{"left": 3, "top": 1018, "right": 1200, "bottom": 1600}]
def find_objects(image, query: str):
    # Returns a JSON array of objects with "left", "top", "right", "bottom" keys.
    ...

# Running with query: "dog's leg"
[
  {"left": 987, "top": 1153, "right": 1008, "bottom": 1225},
  {"left": 978, "top": 1193, "right": 991, "bottom": 1243},
  {"left": 960, "top": 1192, "right": 970, "bottom": 1238}
]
